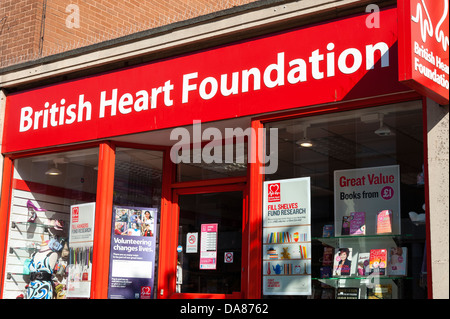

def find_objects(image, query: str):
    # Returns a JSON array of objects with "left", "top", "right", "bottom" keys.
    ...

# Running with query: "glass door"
[{"left": 172, "top": 184, "right": 246, "bottom": 298}]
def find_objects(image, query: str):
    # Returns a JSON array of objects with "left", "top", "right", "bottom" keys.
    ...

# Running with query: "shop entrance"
[{"left": 171, "top": 183, "right": 247, "bottom": 298}]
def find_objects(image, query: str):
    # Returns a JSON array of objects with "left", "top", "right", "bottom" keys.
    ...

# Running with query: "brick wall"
[
  {"left": 0, "top": 0, "right": 259, "bottom": 68},
  {"left": 0, "top": 0, "right": 43, "bottom": 67}
]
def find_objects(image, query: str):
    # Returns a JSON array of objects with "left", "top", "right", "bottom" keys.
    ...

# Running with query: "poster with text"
[
  {"left": 200, "top": 224, "right": 218, "bottom": 270},
  {"left": 108, "top": 206, "right": 158, "bottom": 299},
  {"left": 263, "top": 177, "right": 311, "bottom": 296},
  {"left": 334, "top": 165, "right": 400, "bottom": 236},
  {"left": 67, "top": 202, "right": 96, "bottom": 299}
]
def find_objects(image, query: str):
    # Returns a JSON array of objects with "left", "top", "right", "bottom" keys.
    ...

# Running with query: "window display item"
[
  {"left": 369, "top": 248, "right": 387, "bottom": 275},
  {"left": 322, "top": 246, "right": 333, "bottom": 266},
  {"left": 336, "top": 287, "right": 359, "bottom": 299},
  {"left": 322, "top": 225, "right": 334, "bottom": 237},
  {"left": 23, "top": 258, "right": 32, "bottom": 275},
  {"left": 349, "top": 212, "right": 365, "bottom": 235},
  {"left": 388, "top": 247, "right": 407, "bottom": 276},
  {"left": 341, "top": 216, "right": 350, "bottom": 235},
  {"left": 26, "top": 200, "right": 46, "bottom": 223},
  {"left": 26, "top": 239, "right": 58, "bottom": 299},
  {"left": 376, "top": 210, "right": 392, "bottom": 234},
  {"left": 333, "top": 247, "right": 353, "bottom": 276},
  {"left": 48, "top": 238, "right": 64, "bottom": 252},
  {"left": 357, "top": 253, "right": 370, "bottom": 276},
  {"left": 367, "top": 284, "right": 392, "bottom": 299}
]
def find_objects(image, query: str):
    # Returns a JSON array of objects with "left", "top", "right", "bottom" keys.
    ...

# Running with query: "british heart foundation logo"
[
  {"left": 72, "top": 207, "right": 79, "bottom": 223},
  {"left": 140, "top": 286, "right": 152, "bottom": 299},
  {"left": 268, "top": 183, "right": 281, "bottom": 202}
]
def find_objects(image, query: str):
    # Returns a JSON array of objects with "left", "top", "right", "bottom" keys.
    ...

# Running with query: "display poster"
[
  {"left": 186, "top": 232, "right": 198, "bottom": 253},
  {"left": 262, "top": 177, "right": 311, "bottom": 296},
  {"left": 67, "top": 202, "right": 96, "bottom": 298},
  {"left": 200, "top": 224, "right": 218, "bottom": 270},
  {"left": 334, "top": 165, "right": 401, "bottom": 236},
  {"left": 108, "top": 206, "right": 158, "bottom": 299}
]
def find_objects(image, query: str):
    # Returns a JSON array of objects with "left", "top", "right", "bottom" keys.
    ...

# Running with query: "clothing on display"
[{"left": 26, "top": 242, "right": 58, "bottom": 299}]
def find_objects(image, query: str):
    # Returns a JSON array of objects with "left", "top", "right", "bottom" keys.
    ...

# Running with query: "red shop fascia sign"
[
  {"left": 3, "top": 7, "right": 409, "bottom": 154},
  {"left": 398, "top": 0, "right": 449, "bottom": 105}
]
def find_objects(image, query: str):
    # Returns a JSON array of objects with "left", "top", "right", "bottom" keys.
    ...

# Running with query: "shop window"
[
  {"left": 108, "top": 148, "right": 163, "bottom": 299},
  {"left": 262, "top": 101, "right": 427, "bottom": 299},
  {"left": 3, "top": 148, "right": 99, "bottom": 299},
  {"left": 176, "top": 135, "right": 248, "bottom": 182}
]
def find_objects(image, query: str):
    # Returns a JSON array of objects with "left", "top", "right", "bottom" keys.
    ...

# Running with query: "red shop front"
[{"left": 0, "top": 5, "right": 444, "bottom": 299}]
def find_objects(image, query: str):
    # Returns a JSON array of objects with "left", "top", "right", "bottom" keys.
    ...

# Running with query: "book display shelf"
[{"left": 311, "top": 231, "right": 423, "bottom": 299}]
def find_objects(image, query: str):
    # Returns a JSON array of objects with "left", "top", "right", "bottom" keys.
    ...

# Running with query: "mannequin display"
[{"left": 26, "top": 236, "right": 58, "bottom": 299}]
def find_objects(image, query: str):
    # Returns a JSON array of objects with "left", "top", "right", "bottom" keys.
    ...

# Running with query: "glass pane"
[
  {"left": 5, "top": 148, "right": 99, "bottom": 299},
  {"left": 108, "top": 148, "right": 163, "bottom": 299},
  {"left": 264, "top": 101, "right": 426, "bottom": 299},
  {"left": 176, "top": 141, "right": 248, "bottom": 182},
  {"left": 177, "top": 191, "right": 243, "bottom": 294}
]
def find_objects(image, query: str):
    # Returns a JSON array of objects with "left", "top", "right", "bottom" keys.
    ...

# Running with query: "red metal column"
[
  {"left": 157, "top": 148, "right": 176, "bottom": 298},
  {"left": 0, "top": 156, "right": 13, "bottom": 299},
  {"left": 247, "top": 119, "right": 263, "bottom": 298},
  {"left": 90, "top": 142, "right": 116, "bottom": 299}
]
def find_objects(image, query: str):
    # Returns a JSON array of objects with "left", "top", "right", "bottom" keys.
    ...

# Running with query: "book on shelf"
[
  {"left": 266, "top": 247, "right": 278, "bottom": 259},
  {"left": 367, "top": 284, "right": 392, "bottom": 299},
  {"left": 388, "top": 247, "right": 407, "bottom": 276},
  {"left": 320, "top": 266, "right": 332, "bottom": 278},
  {"left": 266, "top": 231, "right": 307, "bottom": 244},
  {"left": 369, "top": 248, "right": 387, "bottom": 275},
  {"left": 322, "top": 224, "right": 334, "bottom": 237},
  {"left": 349, "top": 212, "right": 366, "bottom": 235},
  {"left": 341, "top": 216, "right": 350, "bottom": 235},
  {"left": 357, "top": 252, "right": 370, "bottom": 276},
  {"left": 376, "top": 210, "right": 392, "bottom": 234},
  {"left": 333, "top": 247, "right": 353, "bottom": 276},
  {"left": 322, "top": 246, "right": 333, "bottom": 266},
  {"left": 336, "top": 287, "right": 360, "bottom": 299},
  {"left": 299, "top": 245, "right": 308, "bottom": 259}
]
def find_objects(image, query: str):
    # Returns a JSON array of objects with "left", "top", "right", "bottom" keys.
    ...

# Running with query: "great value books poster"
[
  {"left": 334, "top": 165, "right": 401, "bottom": 236},
  {"left": 263, "top": 177, "right": 311, "bottom": 296}
]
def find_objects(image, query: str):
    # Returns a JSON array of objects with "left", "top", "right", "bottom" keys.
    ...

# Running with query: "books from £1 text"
[
  {"left": 369, "top": 248, "right": 387, "bottom": 275},
  {"left": 388, "top": 247, "right": 407, "bottom": 276}
]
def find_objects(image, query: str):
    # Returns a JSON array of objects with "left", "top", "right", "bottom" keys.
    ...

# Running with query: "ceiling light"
[
  {"left": 45, "top": 159, "right": 63, "bottom": 176},
  {"left": 374, "top": 114, "right": 392, "bottom": 136},
  {"left": 297, "top": 137, "right": 313, "bottom": 148},
  {"left": 45, "top": 166, "right": 62, "bottom": 176},
  {"left": 296, "top": 126, "right": 313, "bottom": 147}
]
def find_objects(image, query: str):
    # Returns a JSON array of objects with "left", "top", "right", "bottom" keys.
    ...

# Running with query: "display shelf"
[
  {"left": 313, "top": 276, "right": 412, "bottom": 281},
  {"left": 6, "top": 272, "right": 29, "bottom": 279},
  {"left": 312, "top": 233, "right": 413, "bottom": 248},
  {"left": 262, "top": 258, "right": 311, "bottom": 261},
  {"left": 9, "top": 246, "right": 38, "bottom": 254},
  {"left": 312, "top": 233, "right": 413, "bottom": 241},
  {"left": 11, "top": 221, "right": 50, "bottom": 231},
  {"left": 11, "top": 221, "right": 65, "bottom": 232}
]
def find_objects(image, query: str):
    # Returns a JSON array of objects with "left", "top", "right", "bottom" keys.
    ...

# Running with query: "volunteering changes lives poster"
[
  {"left": 108, "top": 206, "right": 158, "bottom": 299},
  {"left": 263, "top": 177, "right": 311, "bottom": 296},
  {"left": 334, "top": 165, "right": 400, "bottom": 236}
]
